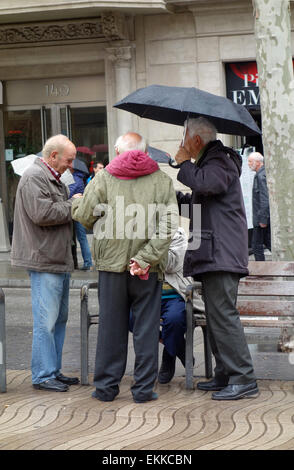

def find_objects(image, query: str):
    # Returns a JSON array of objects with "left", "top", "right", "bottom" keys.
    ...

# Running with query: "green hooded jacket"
[{"left": 72, "top": 150, "right": 179, "bottom": 279}]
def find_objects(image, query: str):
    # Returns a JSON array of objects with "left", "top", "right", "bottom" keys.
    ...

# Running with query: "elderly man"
[
  {"left": 11, "top": 134, "right": 81, "bottom": 392},
  {"left": 175, "top": 117, "right": 258, "bottom": 401},
  {"left": 72, "top": 132, "right": 178, "bottom": 403},
  {"left": 248, "top": 152, "right": 271, "bottom": 261}
]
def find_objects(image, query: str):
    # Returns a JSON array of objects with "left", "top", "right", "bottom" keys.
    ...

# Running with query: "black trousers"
[
  {"left": 201, "top": 271, "right": 256, "bottom": 385},
  {"left": 93, "top": 271, "right": 162, "bottom": 401},
  {"left": 252, "top": 224, "right": 271, "bottom": 261}
]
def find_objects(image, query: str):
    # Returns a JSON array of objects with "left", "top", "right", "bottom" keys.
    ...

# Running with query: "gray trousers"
[
  {"left": 201, "top": 271, "right": 256, "bottom": 385},
  {"left": 93, "top": 271, "right": 162, "bottom": 401}
]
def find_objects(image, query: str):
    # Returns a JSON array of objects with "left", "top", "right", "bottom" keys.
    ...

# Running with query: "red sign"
[{"left": 226, "top": 60, "right": 294, "bottom": 108}]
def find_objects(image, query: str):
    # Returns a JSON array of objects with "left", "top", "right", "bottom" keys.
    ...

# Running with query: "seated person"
[{"left": 158, "top": 227, "right": 204, "bottom": 384}]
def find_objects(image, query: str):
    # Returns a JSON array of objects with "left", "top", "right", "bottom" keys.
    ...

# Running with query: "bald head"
[
  {"left": 42, "top": 134, "right": 76, "bottom": 174},
  {"left": 114, "top": 132, "right": 147, "bottom": 155},
  {"left": 248, "top": 152, "right": 264, "bottom": 172}
]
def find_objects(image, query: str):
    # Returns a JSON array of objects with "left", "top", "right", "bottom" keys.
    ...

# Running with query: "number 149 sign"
[{"left": 45, "top": 83, "right": 70, "bottom": 97}]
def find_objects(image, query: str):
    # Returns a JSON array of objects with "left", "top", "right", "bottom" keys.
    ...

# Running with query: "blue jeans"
[
  {"left": 29, "top": 271, "right": 71, "bottom": 384},
  {"left": 75, "top": 221, "right": 92, "bottom": 268}
]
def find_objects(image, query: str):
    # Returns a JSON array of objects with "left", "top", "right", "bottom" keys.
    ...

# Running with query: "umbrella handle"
[{"left": 168, "top": 158, "right": 181, "bottom": 169}]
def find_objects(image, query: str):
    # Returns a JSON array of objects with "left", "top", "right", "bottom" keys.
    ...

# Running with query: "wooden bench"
[{"left": 185, "top": 261, "right": 294, "bottom": 390}]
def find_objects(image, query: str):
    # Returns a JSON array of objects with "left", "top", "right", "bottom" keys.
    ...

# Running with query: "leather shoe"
[
  {"left": 33, "top": 378, "right": 69, "bottom": 392},
  {"left": 212, "top": 382, "right": 259, "bottom": 401},
  {"left": 56, "top": 373, "right": 80, "bottom": 385},
  {"left": 158, "top": 348, "right": 176, "bottom": 384},
  {"left": 133, "top": 392, "right": 158, "bottom": 404},
  {"left": 197, "top": 378, "right": 228, "bottom": 391}
]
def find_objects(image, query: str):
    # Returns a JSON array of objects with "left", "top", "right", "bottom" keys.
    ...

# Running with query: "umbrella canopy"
[
  {"left": 76, "top": 146, "right": 95, "bottom": 155},
  {"left": 73, "top": 158, "right": 89, "bottom": 175},
  {"left": 147, "top": 146, "right": 171, "bottom": 163},
  {"left": 114, "top": 84, "right": 261, "bottom": 137},
  {"left": 91, "top": 144, "right": 108, "bottom": 153}
]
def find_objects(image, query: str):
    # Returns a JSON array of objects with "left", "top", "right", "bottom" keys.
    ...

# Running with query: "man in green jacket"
[{"left": 72, "top": 132, "right": 178, "bottom": 403}]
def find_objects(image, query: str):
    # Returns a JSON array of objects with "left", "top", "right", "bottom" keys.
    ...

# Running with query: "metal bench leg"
[
  {"left": 202, "top": 326, "right": 212, "bottom": 378},
  {"left": 185, "top": 299, "right": 195, "bottom": 390},
  {"left": 80, "top": 287, "right": 90, "bottom": 385},
  {"left": 0, "top": 289, "right": 6, "bottom": 393}
]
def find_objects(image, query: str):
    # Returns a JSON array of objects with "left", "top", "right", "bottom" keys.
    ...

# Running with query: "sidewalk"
[{"left": 0, "top": 245, "right": 294, "bottom": 450}]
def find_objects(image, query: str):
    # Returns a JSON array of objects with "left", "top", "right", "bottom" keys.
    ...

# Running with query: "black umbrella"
[
  {"left": 114, "top": 84, "right": 261, "bottom": 136},
  {"left": 147, "top": 146, "right": 171, "bottom": 163},
  {"left": 73, "top": 158, "right": 89, "bottom": 175}
]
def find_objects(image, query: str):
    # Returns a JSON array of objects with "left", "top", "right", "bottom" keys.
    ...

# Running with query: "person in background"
[
  {"left": 11, "top": 134, "right": 81, "bottom": 392},
  {"left": 69, "top": 168, "right": 93, "bottom": 271},
  {"left": 248, "top": 152, "right": 271, "bottom": 261},
  {"left": 87, "top": 161, "right": 105, "bottom": 184},
  {"left": 175, "top": 117, "right": 258, "bottom": 401},
  {"left": 72, "top": 131, "right": 178, "bottom": 403}
]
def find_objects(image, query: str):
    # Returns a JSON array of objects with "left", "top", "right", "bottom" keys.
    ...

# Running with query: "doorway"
[{"left": 4, "top": 104, "right": 108, "bottom": 231}]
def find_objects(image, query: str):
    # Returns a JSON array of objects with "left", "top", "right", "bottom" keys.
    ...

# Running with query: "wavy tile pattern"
[{"left": 0, "top": 371, "right": 293, "bottom": 450}]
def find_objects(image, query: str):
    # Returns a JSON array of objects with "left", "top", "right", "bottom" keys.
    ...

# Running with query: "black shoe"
[
  {"left": 197, "top": 378, "right": 229, "bottom": 392},
  {"left": 33, "top": 378, "right": 69, "bottom": 392},
  {"left": 158, "top": 348, "right": 176, "bottom": 384},
  {"left": 133, "top": 392, "right": 158, "bottom": 404},
  {"left": 56, "top": 373, "right": 80, "bottom": 385},
  {"left": 91, "top": 389, "right": 117, "bottom": 402},
  {"left": 212, "top": 382, "right": 259, "bottom": 401},
  {"left": 80, "top": 266, "right": 91, "bottom": 271}
]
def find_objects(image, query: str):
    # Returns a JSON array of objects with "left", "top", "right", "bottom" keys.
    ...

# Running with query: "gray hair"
[
  {"left": 248, "top": 151, "right": 264, "bottom": 163},
  {"left": 114, "top": 132, "right": 147, "bottom": 154},
  {"left": 42, "top": 134, "right": 73, "bottom": 159},
  {"left": 185, "top": 117, "right": 217, "bottom": 144}
]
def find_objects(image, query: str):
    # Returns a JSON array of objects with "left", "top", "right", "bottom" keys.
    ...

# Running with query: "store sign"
[{"left": 226, "top": 60, "right": 294, "bottom": 109}]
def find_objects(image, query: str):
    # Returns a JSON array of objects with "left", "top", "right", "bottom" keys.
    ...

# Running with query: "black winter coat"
[
  {"left": 177, "top": 140, "right": 249, "bottom": 280},
  {"left": 252, "top": 165, "right": 270, "bottom": 227}
]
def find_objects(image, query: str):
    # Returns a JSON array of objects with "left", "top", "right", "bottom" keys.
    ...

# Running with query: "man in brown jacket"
[{"left": 11, "top": 134, "right": 81, "bottom": 392}]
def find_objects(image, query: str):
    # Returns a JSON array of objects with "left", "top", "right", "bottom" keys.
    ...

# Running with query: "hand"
[
  {"left": 174, "top": 146, "right": 191, "bottom": 165},
  {"left": 129, "top": 260, "right": 150, "bottom": 279},
  {"left": 259, "top": 223, "right": 267, "bottom": 228},
  {"left": 72, "top": 193, "right": 83, "bottom": 199}
]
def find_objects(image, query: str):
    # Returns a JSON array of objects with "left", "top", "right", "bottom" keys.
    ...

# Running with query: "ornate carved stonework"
[
  {"left": 101, "top": 12, "right": 129, "bottom": 40},
  {"left": 106, "top": 45, "right": 133, "bottom": 65},
  {"left": 0, "top": 18, "right": 105, "bottom": 45}
]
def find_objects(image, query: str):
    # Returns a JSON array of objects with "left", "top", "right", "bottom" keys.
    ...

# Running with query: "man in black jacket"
[
  {"left": 175, "top": 117, "right": 258, "bottom": 401},
  {"left": 248, "top": 152, "right": 271, "bottom": 261}
]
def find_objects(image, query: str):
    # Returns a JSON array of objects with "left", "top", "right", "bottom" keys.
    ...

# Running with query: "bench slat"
[
  {"left": 238, "top": 280, "right": 294, "bottom": 296},
  {"left": 248, "top": 261, "right": 294, "bottom": 276},
  {"left": 193, "top": 318, "right": 294, "bottom": 328},
  {"left": 237, "top": 300, "right": 294, "bottom": 316}
]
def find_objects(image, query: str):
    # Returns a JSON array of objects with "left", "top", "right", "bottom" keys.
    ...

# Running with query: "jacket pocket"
[{"left": 187, "top": 229, "right": 214, "bottom": 263}]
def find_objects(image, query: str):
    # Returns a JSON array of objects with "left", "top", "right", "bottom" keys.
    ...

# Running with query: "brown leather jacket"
[{"left": 11, "top": 158, "right": 74, "bottom": 273}]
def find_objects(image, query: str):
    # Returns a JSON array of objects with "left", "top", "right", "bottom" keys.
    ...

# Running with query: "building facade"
[{"left": 0, "top": 0, "right": 293, "bottom": 234}]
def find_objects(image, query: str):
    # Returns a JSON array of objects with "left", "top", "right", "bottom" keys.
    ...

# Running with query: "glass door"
[
  {"left": 62, "top": 105, "right": 109, "bottom": 169},
  {"left": 4, "top": 108, "right": 52, "bottom": 230},
  {"left": 4, "top": 104, "right": 108, "bottom": 230}
]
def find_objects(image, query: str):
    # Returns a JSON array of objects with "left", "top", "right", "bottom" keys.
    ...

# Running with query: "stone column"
[{"left": 106, "top": 44, "right": 134, "bottom": 140}]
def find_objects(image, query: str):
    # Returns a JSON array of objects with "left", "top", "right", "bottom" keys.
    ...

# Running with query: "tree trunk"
[
  {"left": 253, "top": 0, "right": 294, "bottom": 260},
  {"left": 253, "top": 0, "right": 294, "bottom": 349}
]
